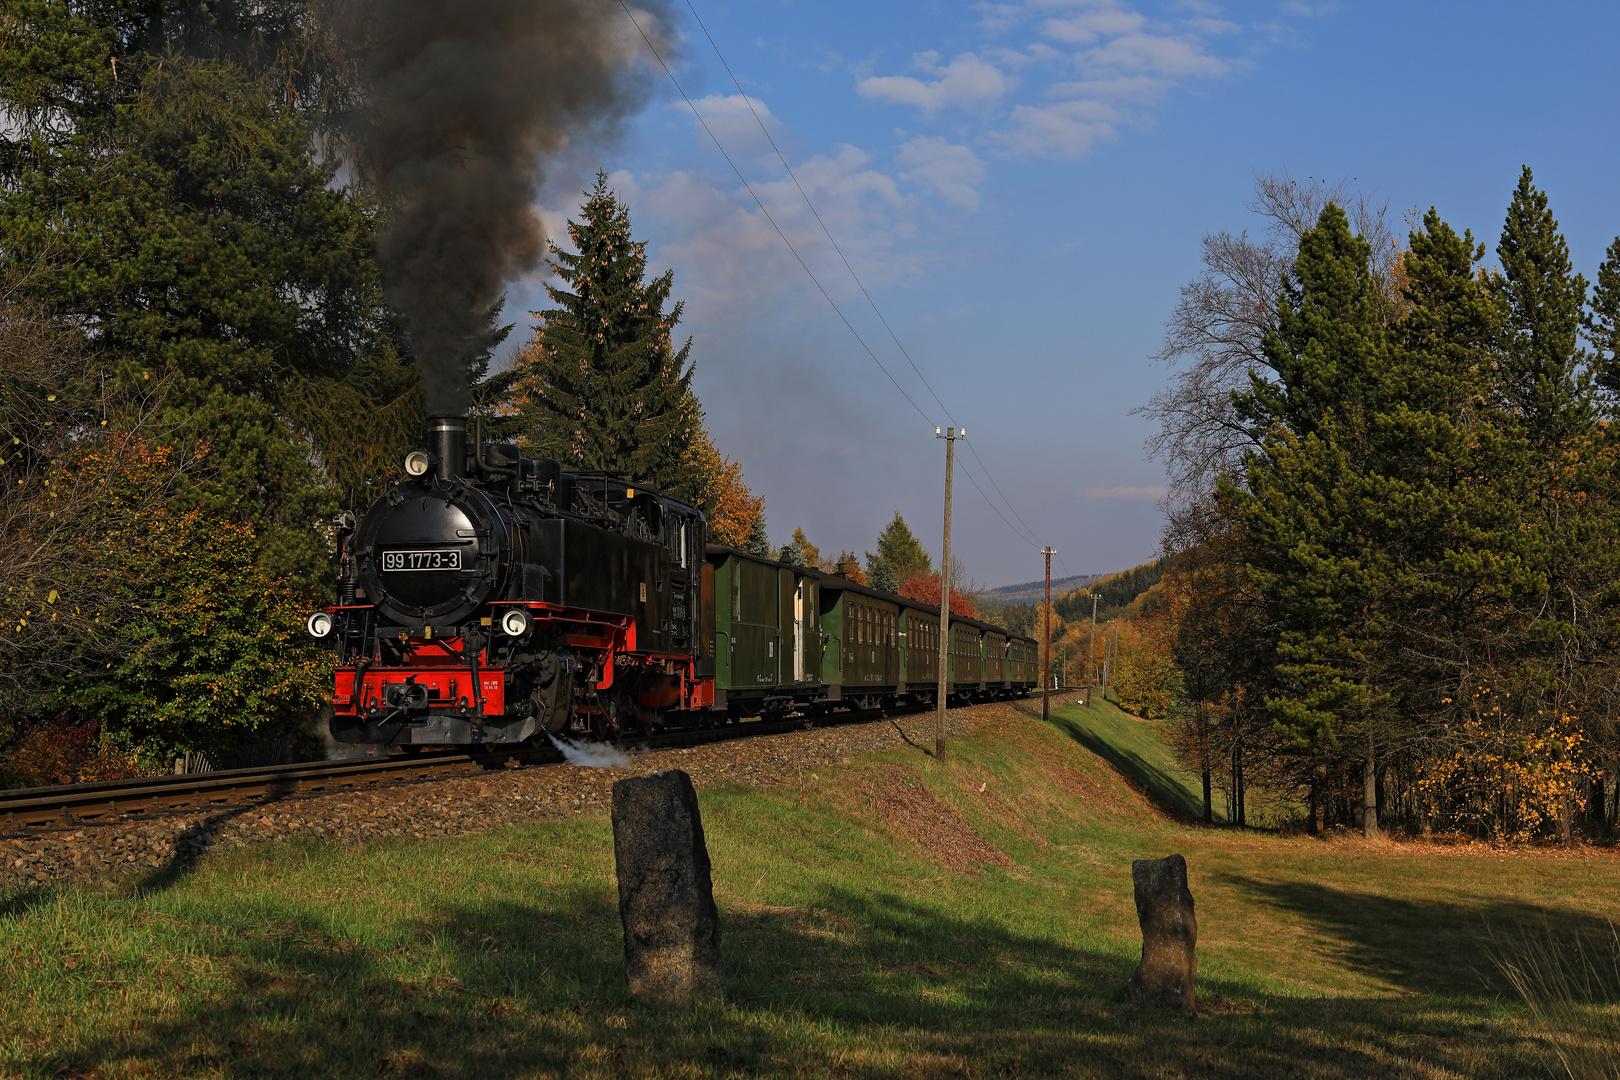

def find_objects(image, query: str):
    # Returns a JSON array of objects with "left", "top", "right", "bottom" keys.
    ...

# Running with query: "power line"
[
  {"left": 679, "top": 1, "right": 1052, "bottom": 554},
  {"left": 681, "top": 0, "right": 957, "bottom": 426},
  {"left": 623, "top": 1, "right": 1055, "bottom": 558},
  {"left": 615, "top": 0, "right": 935, "bottom": 429},
  {"left": 955, "top": 456, "right": 1040, "bottom": 555}
]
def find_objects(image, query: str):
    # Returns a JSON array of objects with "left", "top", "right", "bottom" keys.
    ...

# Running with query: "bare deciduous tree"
[{"left": 1139, "top": 171, "right": 1405, "bottom": 503}]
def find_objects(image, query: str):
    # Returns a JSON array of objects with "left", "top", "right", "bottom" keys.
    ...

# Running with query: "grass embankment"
[{"left": 3, "top": 700, "right": 1617, "bottom": 1078}]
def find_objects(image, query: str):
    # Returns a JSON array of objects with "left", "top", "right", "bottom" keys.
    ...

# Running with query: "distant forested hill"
[
  {"left": 1055, "top": 558, "right": 1168, "bottom": 623},
  {"left": 980, "top": 575, "right": 1096, "bottom": 607}
]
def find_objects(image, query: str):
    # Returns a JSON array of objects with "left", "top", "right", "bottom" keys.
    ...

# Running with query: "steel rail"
[{"left": 0, "top": 698, "right": 982, "bottom": 833}]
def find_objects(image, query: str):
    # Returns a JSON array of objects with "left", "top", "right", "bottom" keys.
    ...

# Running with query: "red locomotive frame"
[{"left": 328, "top": 599, "right": 714, "bottom": 737}]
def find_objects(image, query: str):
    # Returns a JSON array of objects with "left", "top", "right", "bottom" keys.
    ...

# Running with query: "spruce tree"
[
  {"left": 1485, "top": 172, "right": 1613, "bottom": 735},
  {"left": 745, "top": 514, "right": 772, "bottom": 558},
  {"left": 1491, "top": 166, "right": 1591, "bottom": 447},
  {"left": 865, "top": 511, "right": 932, "bottom": 592},
  {"left": 1235, "top": 204, "right": 1395, "bottom": 441},
  {"left": 510, "top": 173, "right": 698, "bottom": 493},
  {"left": 1586, "top": 237, "right": 1620, "bottom": 405},
  {"left": 1230, "top": 205, "right": 1401, "bottom": 796},
  {"left": 1382, "top": 210, "right": 1534, "bottom": 722}
]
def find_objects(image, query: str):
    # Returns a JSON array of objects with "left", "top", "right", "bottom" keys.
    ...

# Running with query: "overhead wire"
[
  {"left": 621, "top": 0, "right": 1060, "bottom": 563},
  {"left": 957, "top": 459, "right": 1045, "bottom": 557},
  {"left": 679, "top": 0, "right": 1051, "bottom": 555},
  {"left": 614, "top": 0, "right": 935, "bottom": 431}
]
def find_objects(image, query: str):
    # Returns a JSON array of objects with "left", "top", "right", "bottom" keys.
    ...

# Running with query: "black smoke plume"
[{"left": 333, "top": 0, "right": 668, "bottom": 413}]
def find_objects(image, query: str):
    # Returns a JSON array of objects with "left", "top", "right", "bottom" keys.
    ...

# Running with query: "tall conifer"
[
  {"left": 1586, "top": 237, "right": 1620, "bottom": 404},
  {"left": 509, "top": 173, "right": 698, "bottom": 494},
  {"left": 865, "top": 511, "right": 932, "bottom": 592},
  {"left": 1491, "top": 166, "right": 1591, "bottom": 447},
  {"left": 1231, "top": 205, "right": 1401, "bottom": 823},
  {"left": 1236, "top": 205, "right": 1395, "bottom": 441}
]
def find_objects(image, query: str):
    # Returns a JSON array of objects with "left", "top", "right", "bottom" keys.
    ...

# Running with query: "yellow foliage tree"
[
  {"left": 684, "top": 427, "right": 763, "bottom": 548},
  {"left": 1109, "top": 621, "right": 1179, "bottom": 720}
]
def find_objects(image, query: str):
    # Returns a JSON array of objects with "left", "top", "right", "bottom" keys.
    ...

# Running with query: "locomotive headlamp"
[
  {"left": 307, "top": 611, "right": 334, "bottom": 638},
  {"left": 500, "top": 607, "right": 532, "bottom": 637},
  {"left": 403, "top": 450, "right": 431, "bottom": 477}
]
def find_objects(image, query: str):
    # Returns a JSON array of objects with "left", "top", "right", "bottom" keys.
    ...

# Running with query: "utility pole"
[
  {"left": 1085, "top": 593, "right": 1098, "bottom": 707},
  {"left": 1102, "top": 623, "right": 1118, "bottom": 698},
  {"left": 1100, "top": 622, "right": 1111, "bottom": 698},
  {"left": 1041, "top": 546, "right": 1054, "bottom": 723},
  {"left": 935, "top": 426, "right": 962, "bottom": 758}
]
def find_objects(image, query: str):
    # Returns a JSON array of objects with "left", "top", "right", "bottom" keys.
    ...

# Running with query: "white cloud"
[
  {"left": 1280, "top": 0, "right": 1339, "bottom": 15},
  {"left": 670, "top": 94, "right": 783, "bottom": 155},
  {"left": 869, "top": 0, "right": 1252, "bottom": 159},
  {"left": 897, "top": 136, "right": 987, "bottom": 210},
  {"left": 1001, "top": 100, "right": 1121, "bottom": 158},
  {"left": 1077, "top": 31, "right": 1229, "bottom": 78},
  {"left": 857, "top": 52, "right": 1013, "bottom": 116},
  {"left": 609, "top": 147, "right": 922, "bottom": 322},
  {"left": 1042, "top": 7, "right": 1145, "bottom": 45}
]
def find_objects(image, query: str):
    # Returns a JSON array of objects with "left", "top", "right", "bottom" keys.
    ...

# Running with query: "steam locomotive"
[{"left": 313, "top": 416, "right": 1037, "bottom": 750}]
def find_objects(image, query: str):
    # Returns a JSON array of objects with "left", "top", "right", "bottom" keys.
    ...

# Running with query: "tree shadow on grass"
[
  {"left": 0, "top": 881, "right": 59, "bottom": 921},
  {"left": 1219, "top": 873, "right": 1616, "bottom": 1000},
  {"left": 133, "top": 784, "right": 294, "bottom": 897},
  {"left": 1047, "top": 711, "right": 1210, "bottom": 822},
  {"left": 23, "top": 877, "right": 1557, "bottom": 1079}
]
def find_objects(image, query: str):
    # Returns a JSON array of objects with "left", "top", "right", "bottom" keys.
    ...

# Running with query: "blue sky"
[{"left": 506, "top": 0, "right": 1620, "bottom": 588}]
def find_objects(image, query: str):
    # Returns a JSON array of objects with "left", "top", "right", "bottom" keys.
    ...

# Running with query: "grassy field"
[{"left": 2, "top": 699, "right": 1617, "bottom": 1078}]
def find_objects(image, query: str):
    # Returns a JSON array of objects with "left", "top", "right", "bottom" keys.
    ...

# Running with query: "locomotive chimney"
[{"left": 426, "top": 415, "right": 467, "bottom": 481}]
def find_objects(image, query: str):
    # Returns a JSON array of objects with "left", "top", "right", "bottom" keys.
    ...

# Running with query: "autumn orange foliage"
[
  {"left": 683, "top": 428, "right": 763, "bottom": 548},
  {"left": 897, "top": 573, "right": 978, "bottom": 619},
  {"left": 833, "top": 550, "right": 868, "bottom": 585},
  {"left": 1, "top": 721, "right": 139, "bottom": 788}
]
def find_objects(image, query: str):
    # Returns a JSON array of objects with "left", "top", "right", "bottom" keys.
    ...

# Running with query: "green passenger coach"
[
  {"left": 707, "top": 545, "right": 822, "bottom": 718},
  {"left": 702, "top": 544, "right": 1036, "bottom": 721}
]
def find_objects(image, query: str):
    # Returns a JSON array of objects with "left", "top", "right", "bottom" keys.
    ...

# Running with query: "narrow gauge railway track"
[{"left": 0, "top": 703, "right": 933, "bottom": 834}]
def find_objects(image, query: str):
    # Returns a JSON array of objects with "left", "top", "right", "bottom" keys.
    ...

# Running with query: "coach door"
[{"left": 793, "top": 579, "right": 806, "bottom": 683}]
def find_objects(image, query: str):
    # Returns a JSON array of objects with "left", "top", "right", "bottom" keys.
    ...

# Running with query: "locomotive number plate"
[{"left": 383, "top": 550, "right": 461, "bottom": 572}]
